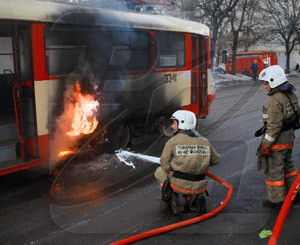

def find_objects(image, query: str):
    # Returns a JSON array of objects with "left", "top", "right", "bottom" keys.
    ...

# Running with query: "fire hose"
[
  {"left": 268, "top": 173, "right": 300, "bottom": 245},
  {"left": 111, "top": 171, "right": 233, "bottom": 245}
]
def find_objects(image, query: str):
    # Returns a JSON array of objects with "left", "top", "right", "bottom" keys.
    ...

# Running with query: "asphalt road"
[{"left": 1, "top": 76, "right": 300, "bottom": 245}]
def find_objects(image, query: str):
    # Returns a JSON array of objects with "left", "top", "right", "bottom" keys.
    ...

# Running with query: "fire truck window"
[
  {"left": 154, "top": 32, "right": 185, "bottom": 69},
  {"left": 45, "top": 25, "right": 150, "bottom": 76}
]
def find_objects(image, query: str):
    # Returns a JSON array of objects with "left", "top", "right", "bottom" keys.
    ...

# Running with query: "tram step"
[
  {"left": 0, "top": 123, "right": 18, "bottom": 141},
  {"left": 0, "top": 139, "right": 17, "bottom": 163}
]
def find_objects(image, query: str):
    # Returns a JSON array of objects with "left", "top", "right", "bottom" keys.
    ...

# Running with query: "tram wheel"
[
  {"left": 161, "top": 117, "right": 175, "bottom": 137},
  {"left": 108, "top": 122, "right": 131, "bottom": 150}
]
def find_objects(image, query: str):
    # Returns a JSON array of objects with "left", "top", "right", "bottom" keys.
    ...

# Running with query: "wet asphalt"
[{"left": 1, "top": 76, "right": 300, "bottom": 245}]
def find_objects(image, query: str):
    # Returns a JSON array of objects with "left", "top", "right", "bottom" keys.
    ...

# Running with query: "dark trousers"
[{"left": 252, "top": 70, "right": 257, "bottom": 80}]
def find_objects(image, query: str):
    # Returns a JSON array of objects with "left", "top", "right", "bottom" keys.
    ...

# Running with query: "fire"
[
  {"left": 58, "top": 150, "right": 75, "bottom": 157},
  {"left": 66, "top": 82, "right": 100, "bottom": 137},
  {"left": 58, "top": 81, "right": 100, "bottom": 157}
]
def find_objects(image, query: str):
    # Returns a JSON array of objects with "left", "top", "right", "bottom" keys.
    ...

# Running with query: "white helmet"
[
  {"left": 258, "top": 65, "right": 287, "bottom": 88},
  {"left": 170, "top": 110, "right": 197, "bottom": 130}
]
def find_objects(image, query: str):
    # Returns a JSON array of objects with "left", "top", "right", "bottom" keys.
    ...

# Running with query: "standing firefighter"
[
  {"left": 155, "top": 110, "right": 220, "bottom": 214},
  {"left": 256, "top": 65, "right": 300, "bottom": 207}
]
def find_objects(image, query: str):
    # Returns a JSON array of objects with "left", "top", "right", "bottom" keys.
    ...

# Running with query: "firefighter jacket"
[
  {"left": 155, "top": 131, "right": 220, "bottom": 195},
  {"left": 262, "top": 88, "right": 300, "bottom": 150}
]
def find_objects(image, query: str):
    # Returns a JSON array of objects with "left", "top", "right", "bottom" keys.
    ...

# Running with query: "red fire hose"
[
  {"left": 268, "top": 173, "right": 300, "bottom": 245},
  {"left": 111, "top": 171, "right": 233, "bottom": 245}
]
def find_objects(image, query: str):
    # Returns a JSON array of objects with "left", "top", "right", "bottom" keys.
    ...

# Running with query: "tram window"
[
  {"left": 154, "top": 32, "right": 185, "bottom": 69},
  {"left": 45, "top": 25, "right": 88, "bottom": 75},
  {"left": 192, "top": 36, "right": 197, "bottom": 69},
  {"left": 105, "top": 30, "right": 150, "bottom": 71},
  {"left": 19, "top": 28, "right": 33, "bottom": 82},
  {"left": 0, "top": 37, "right": 14, "bottom": 74},
  {"left": 199, "top": 36, "right": 205, "bottom": 71},
  {"left": 0, "top": 36, "right": 14, "bottom": 107},
  {"left": 127, "top": 31, "right": 150, "bottom": 71},
  {"left": 45, "top": 25, "right": 150, "bottom": 75},
  {"left": 46, "top": 47, "right": 86, "bottom": 75}
]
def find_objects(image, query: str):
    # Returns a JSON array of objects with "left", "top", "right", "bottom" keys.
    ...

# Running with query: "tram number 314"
[{"left": 164, "top": 74, "right": 177, "bottom": 83}]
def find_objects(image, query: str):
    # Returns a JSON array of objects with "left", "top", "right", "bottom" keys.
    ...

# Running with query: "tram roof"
[{"left": 0, "top": 0, "right": 209, "bottom": 36}]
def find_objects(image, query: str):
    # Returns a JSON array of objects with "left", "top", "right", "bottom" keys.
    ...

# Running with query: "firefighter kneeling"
[{"left": 155, "top": 110, "right": 220, "bottom": 214}]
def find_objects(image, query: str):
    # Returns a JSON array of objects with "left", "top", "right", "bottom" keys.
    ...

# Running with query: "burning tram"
[{"left": 0, "top": 0, "right": 215, "bottom": 176}]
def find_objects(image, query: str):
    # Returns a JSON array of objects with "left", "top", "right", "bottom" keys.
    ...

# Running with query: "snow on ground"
[
  {"left": 213, "top": 73, "right": 253, "bottom": 88},
  {"left": 213, "top": 71, "right": 300, "bottom": 88},
  {"left": 289, "top": 70, "right": 300, "bottom": 76},
  {"left": 214, "top": 73, "right": 252, "bottom": 82}
]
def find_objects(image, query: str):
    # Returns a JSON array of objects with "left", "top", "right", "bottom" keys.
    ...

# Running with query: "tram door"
[
  {"left": 191, "top": 35, "right": 208, "bottom": 116},
  {"left": 13, "top": 25, "right": 39, "bottom": 162},
  {"left": 0, "top": 23, "right": 38, "bottom": 172}
]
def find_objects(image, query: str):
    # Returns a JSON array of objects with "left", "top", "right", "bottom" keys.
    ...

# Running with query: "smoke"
[
  {"left": 50, "top": 80, "right": 79, "bottom": 165},
  {"left": 50, "top": 65, "right": 100, "bottom": 168},
  {"left": 38, "top": 0, "right": 128, "bottom": 11},
  {"left": 37, "top": 0, "right": 162, "bottom": 13}
]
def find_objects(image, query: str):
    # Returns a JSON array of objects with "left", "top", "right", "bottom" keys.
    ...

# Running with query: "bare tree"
[
  {"left": 227, "top": 0, "right": 249, "bottom": 74},
  {"left": 238, "top": 0, "right": 262, "bottom": 52},
  {"left": 194, "top": 0, "right": 239, "bottom": 68},
  {"left": 212, "top": 0, "right": 263, "bottom": 66},
  {"left": 157, "top": 0, "right": 198, "bottom": 20},
  {"left": 215, "top": 19, "right": 231, "bottom": 65},
  {"left": 261, "top": 0, "right": 298, "bottom": 73},
  {"left": 290, "top": 0, "right": 300, "bottom": 57}
]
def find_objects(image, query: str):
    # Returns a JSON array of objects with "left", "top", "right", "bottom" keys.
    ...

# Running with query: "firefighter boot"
[
  {"left": 160, "top": 199, "right": 170, "bottom": 211},
  {"left": 190, "top": 195, "right": 206, "bottom": 215},
  {"left": 170, "top": 193, "right": 184, "bottom": 214}
]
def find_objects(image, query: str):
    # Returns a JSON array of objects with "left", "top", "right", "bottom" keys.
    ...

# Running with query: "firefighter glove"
[
  {"left": 255, "top": 125, "right": 267, "bottom": 137},
  {"left": 261, "top": 144, "right": 270, "bottom": 158}
]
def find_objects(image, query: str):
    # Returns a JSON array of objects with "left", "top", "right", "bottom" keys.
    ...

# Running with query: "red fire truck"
[{"left": 225, "top": 51, "right": 278, "bottom": 76}]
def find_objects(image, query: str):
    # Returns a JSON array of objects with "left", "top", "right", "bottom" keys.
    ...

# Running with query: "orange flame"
[
  {"left": 58, "top": 150, "right": 75, "bottom": 157},
  {"left": 66, "top": 82, "right": 100, "bottom": 137},
  {"left": 58, "top": 81, "right": 99, "bottom": 157}
]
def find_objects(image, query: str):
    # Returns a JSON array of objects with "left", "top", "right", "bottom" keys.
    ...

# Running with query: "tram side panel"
[
  {"left": 1, "top": 22, "right": 214, "bottom": 175},
  {"left": 41, "top": 25, "right": 213, "bottom": 123},
  {"left": 40, "top": 25, "right": 214, "bottom": 143}
]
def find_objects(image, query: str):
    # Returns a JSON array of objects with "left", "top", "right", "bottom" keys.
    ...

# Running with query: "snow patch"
[{"left": 214, "top": 73, "right": 253, "bottom": 83}]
